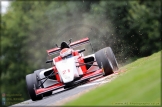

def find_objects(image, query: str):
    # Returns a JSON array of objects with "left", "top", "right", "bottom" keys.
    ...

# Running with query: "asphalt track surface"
[{"left": 11, "top": 73, "right": 118, "bottom": 107}]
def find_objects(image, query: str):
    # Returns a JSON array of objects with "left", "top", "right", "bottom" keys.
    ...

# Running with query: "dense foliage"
[{"left": 1, "top": 0, "right": 161, "bottom": 106}]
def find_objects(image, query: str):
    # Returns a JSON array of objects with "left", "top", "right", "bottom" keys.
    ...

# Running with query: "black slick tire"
[
  {"left": 26, "top": 73, "right": 43, "bottom": 101},
  {"left": 95, "top": 47, "right": 113, "bottom": 76},
  {"left": 104, "top": 47, "right": 119, "bottom": 71}
]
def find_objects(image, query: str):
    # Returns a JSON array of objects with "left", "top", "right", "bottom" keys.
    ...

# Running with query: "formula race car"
[{"left": 26, "top": 37, "right": 119, "bottom": 101}]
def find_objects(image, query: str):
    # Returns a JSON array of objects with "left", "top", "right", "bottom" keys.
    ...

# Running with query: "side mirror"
[
  {"left": 55, "top": 44, "right": 58, "bottom": 47},
  {"left": 69, "top": 38, "right": 72, "bottom": 44}
]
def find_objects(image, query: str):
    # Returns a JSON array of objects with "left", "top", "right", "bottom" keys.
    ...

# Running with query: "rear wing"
[{"left": 47, "top": 37, "right": 90, "bottom": 56}]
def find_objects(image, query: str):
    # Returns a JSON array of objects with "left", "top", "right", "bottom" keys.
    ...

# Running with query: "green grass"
[{"left": 64, "top": 51, "right": 161, "bottom": 106}]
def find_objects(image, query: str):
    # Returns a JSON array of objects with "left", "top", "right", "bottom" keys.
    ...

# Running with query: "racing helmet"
[
  {"left": 60, "top": 48, "right": 73, "bottom": 57},
  {"left": 60, "top": 41, "right": 70, "bottom": 50}
]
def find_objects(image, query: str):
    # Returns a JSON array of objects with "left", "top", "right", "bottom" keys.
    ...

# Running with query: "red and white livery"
[{"left": 26, "top": 37, "right": 119, "bottom": 101}]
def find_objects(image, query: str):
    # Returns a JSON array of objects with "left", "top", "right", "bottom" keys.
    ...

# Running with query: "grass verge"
[{"left": 64, "top": 51, "right": 161, "bottom": 106}]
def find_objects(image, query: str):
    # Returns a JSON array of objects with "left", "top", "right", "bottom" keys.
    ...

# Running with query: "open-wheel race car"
[{"left": 26, "top": 37, "right": 119, "bottom": 101}]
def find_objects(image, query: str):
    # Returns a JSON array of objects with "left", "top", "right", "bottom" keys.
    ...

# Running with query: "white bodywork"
[
  {"left": 56, "top": 57, "right": 79, "bottom": 83},
  {"left": 39, "top": 68, "right": 58, "bottom": 88},
  {"left": 39, "top": 53, "right": 100, "bottom": 88},
  {"left": 84, "top": 54, "right": 100, "bottom": 72}
]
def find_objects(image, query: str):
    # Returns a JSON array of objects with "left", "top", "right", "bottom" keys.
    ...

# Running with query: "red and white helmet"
[{"left": 60, "top": 48, "right": 73, "bottom": 57}]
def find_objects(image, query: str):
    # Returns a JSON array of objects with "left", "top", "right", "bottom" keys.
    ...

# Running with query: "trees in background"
[
  {"left": 1, "top": 0, "right": 161, "bottom": 105},
  {"left": 89, "top": 0, "right": 161, "bottom": 61}
]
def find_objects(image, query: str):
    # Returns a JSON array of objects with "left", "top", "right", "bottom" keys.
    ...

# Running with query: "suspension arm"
[
  {"left": 38, "top": 71, "right": 58, "bottom": 87},
  {"left": 76, "top": 61, "right": 98, "bottom": 67}
]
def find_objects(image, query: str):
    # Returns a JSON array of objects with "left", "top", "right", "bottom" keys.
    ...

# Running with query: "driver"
[{"left": 60, "top": 48, "right": 73, "bottom": 58}]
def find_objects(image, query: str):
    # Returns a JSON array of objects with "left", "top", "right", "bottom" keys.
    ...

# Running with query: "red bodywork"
[
  {"left": 35, "top": 37, "right": 103, "bottom": 95},
  {"left": 35, "top": 69, "right": 103, "bottom": 95}
]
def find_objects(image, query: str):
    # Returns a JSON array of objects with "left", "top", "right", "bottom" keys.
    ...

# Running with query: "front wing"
[{"left": 35, "top": 69, "right": 104, "bottom": 95}]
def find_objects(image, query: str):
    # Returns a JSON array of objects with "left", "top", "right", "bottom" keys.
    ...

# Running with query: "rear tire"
[
  {"left": 26, "top": 73, "right": 43, "bottom": 101},
  {"left": 95, "top": 47, "right": 113, "bottom": 76},
  {"left": 105, "top": 47, "right": 119, "bottom": 71}
]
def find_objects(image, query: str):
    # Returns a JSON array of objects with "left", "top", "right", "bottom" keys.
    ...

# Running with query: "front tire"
[
  {"left": 34, "top": 69, "right": 52, "bottom": 97},
  {"left": 34, "top": 69, "right": 45, "bottom": 88},
  {"left": 26, "top": 73, "right": 43, "bottom": 101}
]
